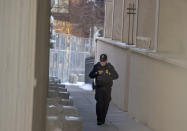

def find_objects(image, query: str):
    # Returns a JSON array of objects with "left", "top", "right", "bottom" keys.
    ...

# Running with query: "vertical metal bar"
[
  {"left": 154, "top": 0, "right": 160, "bottom": 51},
  {"left": 121, "top": 0, "right": 125, "bottom": 42},
  {"left": 135, "top": 0, "right": 139, "bottom": 45},
  {"left": 127, "top": 3, "right": 131, "bottom": 44},
  {"left": 132, "top": 3, "right": 135, "bottom": 44},
  {"left": 111, "top": 0, "right": 115, "bottom": 39}
]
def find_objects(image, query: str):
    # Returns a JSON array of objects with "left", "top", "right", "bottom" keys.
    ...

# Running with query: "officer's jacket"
[{"left": 89, "top": 62, "right": 119, "bottom": 87}]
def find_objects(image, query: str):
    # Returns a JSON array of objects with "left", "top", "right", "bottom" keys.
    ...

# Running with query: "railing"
[{"left": 49, "top": 34, "right": 92, "bottom": 83}]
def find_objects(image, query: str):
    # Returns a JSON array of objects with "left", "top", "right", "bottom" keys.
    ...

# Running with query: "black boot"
[{"left": 97, "top": 121, "right": 103, "bottom": 126}]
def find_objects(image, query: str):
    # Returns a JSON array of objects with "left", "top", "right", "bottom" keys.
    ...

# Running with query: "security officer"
[{"left": 89, "top": 54, "right": 119, "bottom": 125}]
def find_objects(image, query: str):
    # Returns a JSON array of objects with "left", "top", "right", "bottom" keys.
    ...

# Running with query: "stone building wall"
[
  {"left": 0, "top": 0, "right": 50, "bottom": 131},
  {"left": 97, "top": 0, "right": 187, "bottom": 130}
]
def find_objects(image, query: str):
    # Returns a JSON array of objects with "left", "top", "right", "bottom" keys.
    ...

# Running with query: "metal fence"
[{"left": 49, "top": 34, "right": 92, "bottom": 83}]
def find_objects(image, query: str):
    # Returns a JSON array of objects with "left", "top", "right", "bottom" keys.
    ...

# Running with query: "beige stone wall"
[
  {"left": 128, "top": 52, "right": 187, "bottom": 131},
  {"left": 96, "top": 40, "right": 130, "bottom": 111},
  {"left": 99, "top": 0, "right": 187, "bottom": 130},
  {"left": 103, "top": 0, "right": 187, "bottom": 55},
  {"left": 104, "top": 0, "right": 114, "bottom": 38},
  {"left": 112, "top": 0, "right": 124, "bottom": 41},
  {"left": 157, "top": 0, "right": 187, "bottom": 56},
  {"left": 0, "top": 0, "right": 50, "bottom": 131},
  {"left": 96, "top": 38, "right": 187, "bottom": 131}
]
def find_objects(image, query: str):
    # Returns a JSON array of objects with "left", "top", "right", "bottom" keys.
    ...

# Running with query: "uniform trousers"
[{"left": 95, "top": 87, "right": 112, "bottom": 123}]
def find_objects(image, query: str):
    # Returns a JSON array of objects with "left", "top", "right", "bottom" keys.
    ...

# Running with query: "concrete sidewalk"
[{"left": 67, "top": 85, "right": 152, "bottom": 131}]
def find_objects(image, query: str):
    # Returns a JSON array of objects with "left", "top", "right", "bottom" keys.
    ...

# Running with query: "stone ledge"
[
  {"left": 97, "top": 37, "right": 187, "bottom": 70},
  {"left": 105, "top": 0, "right": 113, "bottom": 3},
  {"left": 130, "top": 48, "right": 187, "bottom": 70},
  {"left": 96, "top": 37, "right": 135, "bottom": 49}
]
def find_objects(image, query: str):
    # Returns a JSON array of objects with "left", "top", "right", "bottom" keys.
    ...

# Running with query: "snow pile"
[
  {"left": 62, "top": 82, "right": 92, "bottom": 91},
  {"left": 79, "top": 84, "right": 92, "bottom": 91},
  {"left": 62, "top": 82, "right": 84, "bottom": 86}
]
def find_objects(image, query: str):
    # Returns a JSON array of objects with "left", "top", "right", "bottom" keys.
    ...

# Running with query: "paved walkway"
[{"left": 66, "top": 85, "right": 152, "bottom": 131}]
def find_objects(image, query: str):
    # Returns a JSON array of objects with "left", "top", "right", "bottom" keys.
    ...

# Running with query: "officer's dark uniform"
[{"left": 89, "top": 54, "right": 118, "bottom": 125}]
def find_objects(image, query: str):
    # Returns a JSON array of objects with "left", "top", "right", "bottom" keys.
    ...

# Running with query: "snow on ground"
[
  {"left": 62, "top": 82, "right": 93, "bottom": 91},
  {"left": 79, "top": 83, "right": 93, "bottom": 91}
]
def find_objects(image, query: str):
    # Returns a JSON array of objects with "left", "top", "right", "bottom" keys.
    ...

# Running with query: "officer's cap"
[{"left": 100, "top": 54, "right": 107, "bottom": 62}]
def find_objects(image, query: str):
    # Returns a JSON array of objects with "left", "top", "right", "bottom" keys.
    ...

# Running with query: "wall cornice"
[
  {"left": 97, "top": 37, "right": 187, "bottom": 70},
  {"left": 96, "top": 37, "right": 135, "bottom": 49}
]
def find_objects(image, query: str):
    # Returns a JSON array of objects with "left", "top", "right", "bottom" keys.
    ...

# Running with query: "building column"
[
  {"left": 32, "top": 0, "right": 50, "bottom": 131},
  {"left": 135, "top": 0, "right": 159, "bottom": 50},
  {"left": 0, "top": 0, "right": 50, "bottom": 131},
  {"left": 122, "top": 0, "right": 136, "bottom": 44},
  {"left": 112, "top": 0, "right": 124, "bottom": 41},
  {"left": 104, "top": 0, "right": 114, "bottom": 38}
]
